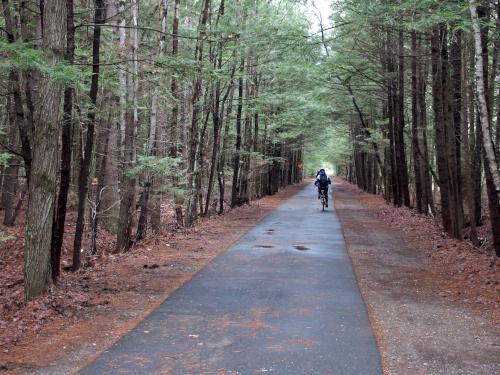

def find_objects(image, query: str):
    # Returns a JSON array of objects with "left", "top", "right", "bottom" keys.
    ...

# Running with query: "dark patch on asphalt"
[
  {"left": 256, "top": 245, "right": 274, "bottom": 248},
  {"left": 293, "top": 245, "right": 309, "bottom": 251},
  {"left": 266, "top": 228, "right": 275, "bottom": 234}
]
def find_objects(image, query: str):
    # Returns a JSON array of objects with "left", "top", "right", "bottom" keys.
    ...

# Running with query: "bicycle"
[{"left": 319, "top": 190, "right": 327, "bottom": 211}]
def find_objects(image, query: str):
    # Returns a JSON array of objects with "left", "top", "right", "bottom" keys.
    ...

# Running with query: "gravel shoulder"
[{"left": 333, "top": 180, "right": 500, "bottom": 375}]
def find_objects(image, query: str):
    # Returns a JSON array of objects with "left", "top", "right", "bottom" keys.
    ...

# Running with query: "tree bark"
[
  {"left": 431, "top": 25, "right": 453, "bottom": 234},
  {"left": 448, "top": 27, "right": 464, "bottom": 238},
  {"left": 1, "top": 0, "right": 32, "bottom": 181},
  {"left": 470, "top": 0, "right": 500, "bottom": 255},
  {"left": 386, "top": 34, "right": 399, "bottom": 205},
  {"left": 72, "top": 0, "right": 106, "bottom": 269},
  {"left": 51, "top": 0, "right": 75, "bottom": 281},
  {"left": 231, "top": 60, "right": 245, "bottom": 208},
  {"left": 116, "top": 0, "right": 139, "bottom": 251},
  {"left": 204, "top": 0, "right": 227, "bottom": 216},
  {"left": 169, "top": 0, "right": 184, "bottom": 225},
  {"left": 217, "top": 83, "right": 235, "bottom": 215},
  {"left": 2, "top": 100, "right": 20, "bottom": 227},
  {"left": 411, "top": 31, "right": 424, "bottom": 213},
  {"left": 396, "top": 30, "right": 411, "bottom": 207},
  {"left": 24, "top": 0, "right": 66, "bottom": 300},
  {"left": 185, "top": 0, "right": 210, "bottom": 225}
]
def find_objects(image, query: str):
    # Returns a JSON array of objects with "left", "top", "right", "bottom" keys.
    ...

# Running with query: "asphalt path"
[{"left": 80, "top": 183, "right": 382, "bottom": 374}]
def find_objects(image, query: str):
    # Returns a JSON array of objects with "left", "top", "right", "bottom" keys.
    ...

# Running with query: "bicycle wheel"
[{"left": 321, "top": 194, "right": 325, "bottom": 211}]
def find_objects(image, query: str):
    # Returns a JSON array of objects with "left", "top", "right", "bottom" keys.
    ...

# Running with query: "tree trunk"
[
  {"left": 448, "top": 28, "right": 464, "bottom": 238},
  {"left": 168, "top": 0, "right": 184, "bottom": 225},
  {"left": 135, "top": 183, "right": 150, "bottom": 242},
  {"left": 204, "top": 0, "right": 228, "bottom": 216},
  {"left": 51, "top": 0, "right": 75, "bottom": 281},
  {"left": 231, "top": 60, "right": 245, "bottom": 208},
  {"left": 386, "top": 36, "right": 399, "bottom": 205},
  {"left": 1, "top": 0, "right": 32, "bottom": 181},
  {"left": 470, "top": 0, "right": 500, "bottom": 255},
  {"left": 411, "top": 31, "right": 424, "bottom": 213},
  {"left": 396, "top": 30, "right": 411, "bottom": 207},
  {"left": 185, "top": 0, "right": 210, "bottom": 226},
  {"left": 72, "top": 0, "right": 106, "bottom": 269},
  {"left": 2, "top": 100, "right": 20, "bottom": 226},
  {"left": 431, "top": 25, "right": 453, "bottom": 235},
  {"left": 420, "top": 41, "right": 434, "bottom": 215},
  {"left": 24, "top": 0, "right": 66, "bottom": 300},
  {"left": 116, "top": 0, "right": 138, "bottom": 251},
  {"left": 217, "top": 84, "right": 235, "bottom": 215}
]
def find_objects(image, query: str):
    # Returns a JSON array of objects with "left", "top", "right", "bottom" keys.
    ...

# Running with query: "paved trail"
[{"left": 80, "top": 184, "right": 381, "bottom": 374}]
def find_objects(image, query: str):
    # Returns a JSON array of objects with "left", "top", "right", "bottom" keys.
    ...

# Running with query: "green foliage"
[
  {"left": 0, "top": 152, "right": 12, "bottom": 167},
  {"left": 0, "top": 40, "right": 83, "bottom": 88},
  {"left": 127, "top": 156, "right": 188, "bottom": 198},
  {"left": 49, "top": 62, "right": 84, "bottom": 88},
  {"left": 0, "top": 40, "right": 46, "bottom": 73},
  {"left": 127, "top": 156, "right": 182, "bottom": 178},
  {"left": 0, "top": 231, "right": 14, "bottom": 242}
]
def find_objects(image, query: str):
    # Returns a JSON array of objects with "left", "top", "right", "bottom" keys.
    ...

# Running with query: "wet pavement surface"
[{"left": 80, "top": 184, "right": 382, "bottom": 374}]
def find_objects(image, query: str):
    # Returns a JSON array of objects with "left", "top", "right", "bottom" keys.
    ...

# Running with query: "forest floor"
[
  {"left": 0, "top": 182, "right": 308, "bottom": 374},
  {"left": 334, "top": 179, "right": 500, "bottom": 374}
]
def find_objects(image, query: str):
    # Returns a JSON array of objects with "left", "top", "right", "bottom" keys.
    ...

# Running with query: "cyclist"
[{"left": 314, "top": 168, "right": 332, "bottom": 207}]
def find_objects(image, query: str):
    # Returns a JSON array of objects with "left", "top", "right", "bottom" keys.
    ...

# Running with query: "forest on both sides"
[{"left": 0, "top": 0, "right": 499, "bottom": 303}]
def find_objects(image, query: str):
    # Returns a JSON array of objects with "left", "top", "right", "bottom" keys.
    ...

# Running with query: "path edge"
[
  {"left": 73, "top": 181, "right": 309, "bottom": 374},
  {"left": 332, "top": 182, "right": 388, "bottom": 375}
]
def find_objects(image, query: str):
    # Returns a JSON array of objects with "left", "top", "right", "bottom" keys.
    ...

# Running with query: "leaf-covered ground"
[
  {"left": 337, "top": 180, "right": 498, "bottom": 317},
  {"left": 334, "top": 178, "right": 499, "bottom": 374},
  {"left": 0, "top": 182, "right": 307, "bottom": 373}
]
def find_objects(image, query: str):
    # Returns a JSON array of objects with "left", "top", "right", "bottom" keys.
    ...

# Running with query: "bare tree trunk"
[
  {"left": 72, "top": 0, "right": 106, "bottom": 269},
  {"left": 386, "top": 36, "right": 399, "bottom": 205},
  {"left": 431, "top": 24, "right": 453, "bottom": 235},
  {"left": 168, "top": 0, "right": 183, "bottom": 225},
  {"left": 204, "top": 0, "right": 226, "bottom": 216},
  {"left": 117, "top": 0, "right": 127, "bottom": 157},
  {"left": 136, "top": 0, "right": 169, "bottom": 239},
  {"left": 19, "top": 0, "right": 36, "bottom": 148},
  {"left": 231, "top": 59, "right": 245, "bottom": 208},
  {"left": 419, "top": 41, "right": 434, "bottom": 215},
  {"left": 51, "top": 0, "right": 75, "bottom": 281},
  {"left": 90, "top": 113, "right": 111, "bottom": 255},
  {"left": 1, "top": 0, "right": 32, "bottom": 181},
  {"left": 185, "top": 0, "right": 210, "bottom": 225},
  {"left": 24, "top": 0, "right": 66, "bottom": 300},
  {"left": 449, "top": 28, "right": 464, "bottom": 238},
  {"left": 217, "top": 84, "right": 235, "bottom": 215},
  {"left": 2, "top": 100, "right": 20, "bottom": 226},
  {"left": 411, "top": 31, "right": 424, "bottom": 213},
  {"left": 117, "top": 0, "right": 138, "bottom": 251},
  {"left": 463, "top": 44, "right": 479, "bottom": 245},
  {"left": 135, "top": 184, "right": 149, "bottom": 241},
  {"left": 396, "top": 30, "right": 411, "bottom": 207},
  {"left": 470, "top": 0, "right": 500, "bottom": 255}
]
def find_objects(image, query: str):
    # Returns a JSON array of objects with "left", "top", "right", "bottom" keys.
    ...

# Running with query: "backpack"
[{"left": 319, "top": 173, "right": 328, "bottom": 187}]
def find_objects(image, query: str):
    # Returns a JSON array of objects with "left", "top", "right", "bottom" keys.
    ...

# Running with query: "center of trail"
[{"left": 80, "top": 184, "right": 381, "bottom": 374}]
